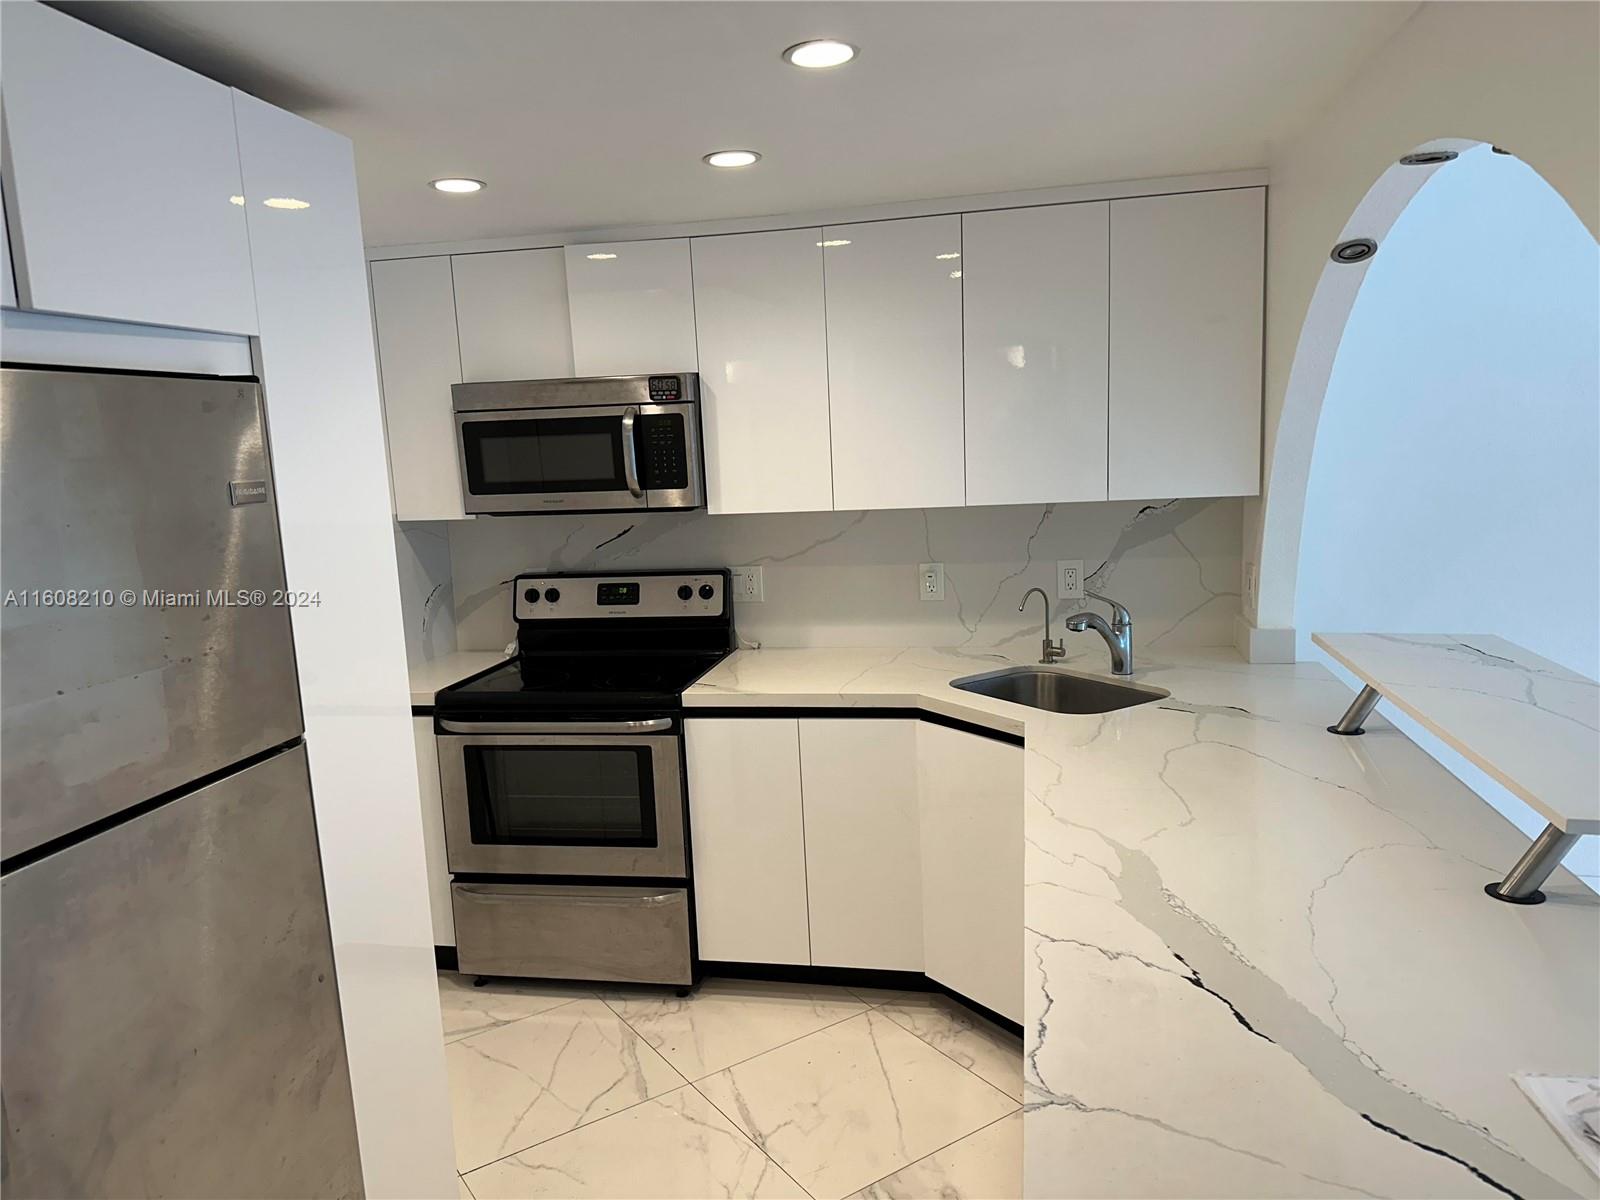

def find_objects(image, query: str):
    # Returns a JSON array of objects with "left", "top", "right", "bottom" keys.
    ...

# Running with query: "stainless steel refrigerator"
[{"left": 0, "top": 365, "right": 364, "bottom": 1198}]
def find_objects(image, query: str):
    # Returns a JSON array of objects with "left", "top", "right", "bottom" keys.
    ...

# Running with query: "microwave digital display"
[{"left": 596, "top": 582, "right": 640, "bottom": 606}]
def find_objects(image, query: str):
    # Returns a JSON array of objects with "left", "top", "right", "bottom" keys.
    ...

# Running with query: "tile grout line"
[
  {"left": 451, "top": 989, "right": 696, "bottom": 1178},
  {"left": 459, "top": 1082, "right": 697, "bottom": 1180},
  {"left": 456, "top": 1171, "right": 476, "bottom": 1200},
  {"left": 442, "top": 990, "right": 595, "bottom": 1045},
  {"left": 873, "top": 1002, "right": 1025, "bottom": 1107},
  {"left": 685, "top": 1076, "right": 818, "bottom": 1200},
  {"left": 848, "top": 1108, "right": 1021, "bottom": 1199}
]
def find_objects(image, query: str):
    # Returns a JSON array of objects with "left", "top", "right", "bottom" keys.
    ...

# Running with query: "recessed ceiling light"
[
  {"left": 817, "top": 239, "right": 851, "bottom": 247},
  {"left": 935, "top": 252, "right": 960, "bottom": 260},
  {"left": 431, "top": 177, "right": 485, "bottom": 194},
  {"left": 784, "top": 39, "right": 857, "bottom": 69},
  {"left": 586, "top": 252, "right": 618, "bottom": 261},
  {"left": 262, "top": 197, "right": 310, "bottom": 210},
  {"left": 228, "top": 195, "right": 245, "bottom": 206},
  {"left": 704, "top": 150, "right": 761, "bottom": 168}
]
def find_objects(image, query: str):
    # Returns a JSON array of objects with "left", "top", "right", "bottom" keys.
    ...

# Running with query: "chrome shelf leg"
[
  {"left": 1328, "top": 685, "right": 1381, "bottom": 736},
  {"left": 1484, "top": 823, "right": 1581, "bottom": 905}
]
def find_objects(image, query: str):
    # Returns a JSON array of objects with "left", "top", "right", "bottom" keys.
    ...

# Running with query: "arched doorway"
[{"left": 1267, "top": 140, "right": 1600, "bottom": 884}]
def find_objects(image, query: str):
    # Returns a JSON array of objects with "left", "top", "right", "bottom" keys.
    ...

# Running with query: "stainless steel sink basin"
[{"left": 951, "top": 666, "right": 1168, "bottom": 715}]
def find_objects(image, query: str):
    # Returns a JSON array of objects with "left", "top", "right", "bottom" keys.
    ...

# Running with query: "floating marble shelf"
[{"left": 1314, "top": 632, "right": 1600, "bottom": 904}]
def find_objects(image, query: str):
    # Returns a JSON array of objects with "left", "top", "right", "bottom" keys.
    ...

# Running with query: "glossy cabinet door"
[
  {"left": 564, "top": 238, "right": 697, "bottom": 375},
  {"left": 413, "top": 717, "right": 454, "bottom": 947},
  {"left": 823, "top": 216, "right": 966, "bottom": 511},
  {"left": 685, "top": 719, "right": 811, "bottom": 965},
  {"left": 917, "top": 724, "right": 1023, "bottom": 1023},
  {"left": 799, "top": 719, "right": 922, "bottom": 971},
  {"left": 963, "top": 203, "right": 1109, "bottom": 505},
  {"left": 369, "top": 255, "right": 467, "bottom": 520},
  {"left": 1108, "top": 187, "right": 1264, "bottom": 500},
  {"left": 691, "top": 228, "right": 833, "bottom": 514},
  {"left": 0, "top": 2, "right": 257, "bottom": 333},
  {"left": 452, "top": 248, "right": 574, "bottom": 382}
]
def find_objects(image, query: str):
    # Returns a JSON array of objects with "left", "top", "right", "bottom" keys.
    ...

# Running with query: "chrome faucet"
[
  {"left": 1019, "top": 587, "right": 1065, "bottom": 665},
  {"left": 1065, "top": 591, "right": 1135, "bottom": 675}
]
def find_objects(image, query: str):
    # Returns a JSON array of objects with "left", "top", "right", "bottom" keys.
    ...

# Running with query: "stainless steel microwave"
[{"left": 451, "top": 373, "right": 704, "bottom": 514}]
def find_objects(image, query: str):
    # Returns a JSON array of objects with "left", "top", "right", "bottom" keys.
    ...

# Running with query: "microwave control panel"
[{"left": 638, "top": 414, "right": 688, "bottom": 490}]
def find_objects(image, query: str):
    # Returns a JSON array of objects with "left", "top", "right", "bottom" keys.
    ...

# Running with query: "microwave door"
[{"left": 456, "top": 406, "right": 648, "bottom": 515}]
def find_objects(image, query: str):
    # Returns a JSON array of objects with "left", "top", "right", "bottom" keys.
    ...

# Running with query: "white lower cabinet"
[
  {"left": 687, "top": 713, "right": 1023, "bottom": 1016},
  {"left": 798, "top": 720, "right": 923, "bottom": 971},
  {"left": 685, "top": 719, "right": 811, "bottom": 964},
  {"left": 412, "top": 717, "right": 455, "bottom": 947},
  {"left": 917, "top": 723, "right": 1024, "bottom": 1024}
]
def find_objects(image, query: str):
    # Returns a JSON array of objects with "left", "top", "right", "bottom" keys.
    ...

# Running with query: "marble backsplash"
[{"left": 399, "top": 497, "right": 1243, "bottom": 667}]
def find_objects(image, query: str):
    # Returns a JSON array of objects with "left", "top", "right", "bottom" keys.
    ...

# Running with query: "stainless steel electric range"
[{"left": 434, "top": 569, "right": 733, "bottom": 987}]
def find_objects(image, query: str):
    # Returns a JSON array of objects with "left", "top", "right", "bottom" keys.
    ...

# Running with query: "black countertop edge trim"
[
  {"left": 1, "top": 736, "right": 305, "bottom": 876},
  {"left": 684, "top": 705, "right": 1025, "bottom": 747},
  {"left": 695, "top": 961, "right": 1025, "bottom": 1038}
]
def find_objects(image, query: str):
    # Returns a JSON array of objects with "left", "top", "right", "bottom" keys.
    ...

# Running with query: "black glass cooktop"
[{"left": 435, "top": 652, "right": 726, "bottom": 715}]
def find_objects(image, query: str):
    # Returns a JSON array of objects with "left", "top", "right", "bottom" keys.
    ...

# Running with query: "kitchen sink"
[{"left": 951, "top": 666, "right": 1169, "bottom": 715}]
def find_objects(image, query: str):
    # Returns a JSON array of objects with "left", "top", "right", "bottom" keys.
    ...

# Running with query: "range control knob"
[
  {"left": 677, "top": 585, "right": 694, "bottom": 601},
  {"left": 544, "top": 587, "right": 561, "bottom": 604},
  {"left": 522, "top": 587, "right": 538, "bottom": 604},
  {"left": 698, "top": 583, "right": 715, "bottom": 600}
]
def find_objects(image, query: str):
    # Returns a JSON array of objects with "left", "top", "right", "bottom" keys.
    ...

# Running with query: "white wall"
[
  {"left": 1297, "top": 145, "right": 1600, "bottom": 885},
  {"left": 1249, "top": 1, "right": 1600, "bottom": 638},
  {"left": 437, "top": 498, "right": 1242, "bottom": 668},
  {"left": 233, "top": 92, "right": 456, "bottom": 1198}
]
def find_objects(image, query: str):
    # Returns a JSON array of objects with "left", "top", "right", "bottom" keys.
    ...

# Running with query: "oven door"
[
  {"left": 455, "top": 403, "right": 701, "bottom": 514},
  {"left": 437, "top": 718, "right": 687, "bottom": 878}
]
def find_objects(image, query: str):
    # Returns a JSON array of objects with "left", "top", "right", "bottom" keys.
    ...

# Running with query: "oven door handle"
[
  {"left": 621, "top": 406, "right": 644, "bottom": 498},
  {"left": 438, "top": 717, "right": 673, "bottom": 735}
]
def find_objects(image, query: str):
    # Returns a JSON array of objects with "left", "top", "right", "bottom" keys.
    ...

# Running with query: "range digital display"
[{"left": 596, "top": 582, "right": 640, "bottom": 606}]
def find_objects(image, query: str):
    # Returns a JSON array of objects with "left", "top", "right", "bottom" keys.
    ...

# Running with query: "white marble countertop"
[
  {"left": 408, "top": 650, "right": 509, "bottom": 707},
  {"left": 1314, "top": 633, "right": 1600, "bottom": 833},
  {"left": 687, "top": 645, "right": 1600, "bottom": 1199}
]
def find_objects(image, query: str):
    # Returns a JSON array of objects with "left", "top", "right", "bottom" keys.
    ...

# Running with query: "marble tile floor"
[{"left": 438, "top": 972, "right": 1023, "bottom": 1200}]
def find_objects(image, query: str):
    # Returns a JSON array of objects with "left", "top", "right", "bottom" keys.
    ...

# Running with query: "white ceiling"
[{"left": 55, "top": 1, "right": 1418, "bottom": 248}]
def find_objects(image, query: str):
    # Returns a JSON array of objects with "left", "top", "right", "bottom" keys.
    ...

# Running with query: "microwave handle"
[{"left": 621, "top": 406, "right": 644, "bottom": 498}]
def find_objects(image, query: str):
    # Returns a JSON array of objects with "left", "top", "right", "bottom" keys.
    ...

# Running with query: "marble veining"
[
  {"left": 1314, "top": 633, "right": 1600, "bottom": 832},
  {"left": 434, "top": 497, "right": 1242, "bottom": 660},
  {"left": 686, "top": 644, "right": 1600, "bottom": 1199}
]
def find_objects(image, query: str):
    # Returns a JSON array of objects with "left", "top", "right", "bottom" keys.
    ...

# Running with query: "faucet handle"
[{"left": 1085, "top": 589, "right": 1131, "bottom": 627}]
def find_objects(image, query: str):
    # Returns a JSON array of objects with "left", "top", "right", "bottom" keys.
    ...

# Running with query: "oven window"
[
  {"left": 461, "top": 416, "right": 625, "bottom": 495},
  {"left": 463, "top": 745, "right": 657, "bottom": 847}
]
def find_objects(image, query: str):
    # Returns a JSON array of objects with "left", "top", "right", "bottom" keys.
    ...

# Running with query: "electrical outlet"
[
  {"left": 1057, "top": 560, "right": 1084, "bottom": 601},
  {"left": 919, "top": 562, "right": 945, "bottom": 602},
  {"left": 731, "top": 565, "right": 765, "bottom": 603}
]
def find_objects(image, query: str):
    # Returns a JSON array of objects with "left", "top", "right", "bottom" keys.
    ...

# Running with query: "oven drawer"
[{"left": 452, "top": 882, "right": 693, "bottom": 986}]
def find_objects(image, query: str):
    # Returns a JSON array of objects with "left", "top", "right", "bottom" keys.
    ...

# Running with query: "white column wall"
[{"left": 232, "top": 90, "right": 457, "bottom": 1199}]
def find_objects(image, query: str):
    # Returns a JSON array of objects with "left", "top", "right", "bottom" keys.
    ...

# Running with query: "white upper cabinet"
[
  {"left": 564, "top": 239, "right": 697, "bottom": 376},
  {"left": 451, "top": 249, "right": 573, "bottom": 382},
  {"left": 0, "top": 2, "right": 257, "bottom": 334},
  {"left": 691, "top": 229, "right": 833, "bottom": 514},
  {"left": 369, "top": 256, "right": 466, "bottom": 521},
  {"left": 1108, "top": 187, "right": 1264, "bottom": 500},
  {"left": 799, "top": 720, "right": 922, "bottom": 971},
  {"left": 963, "top": 203, "right": 1109, "bottom": 505},
  {"left": 823, "top": 216, "right": 966, "bottom": 512}
]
